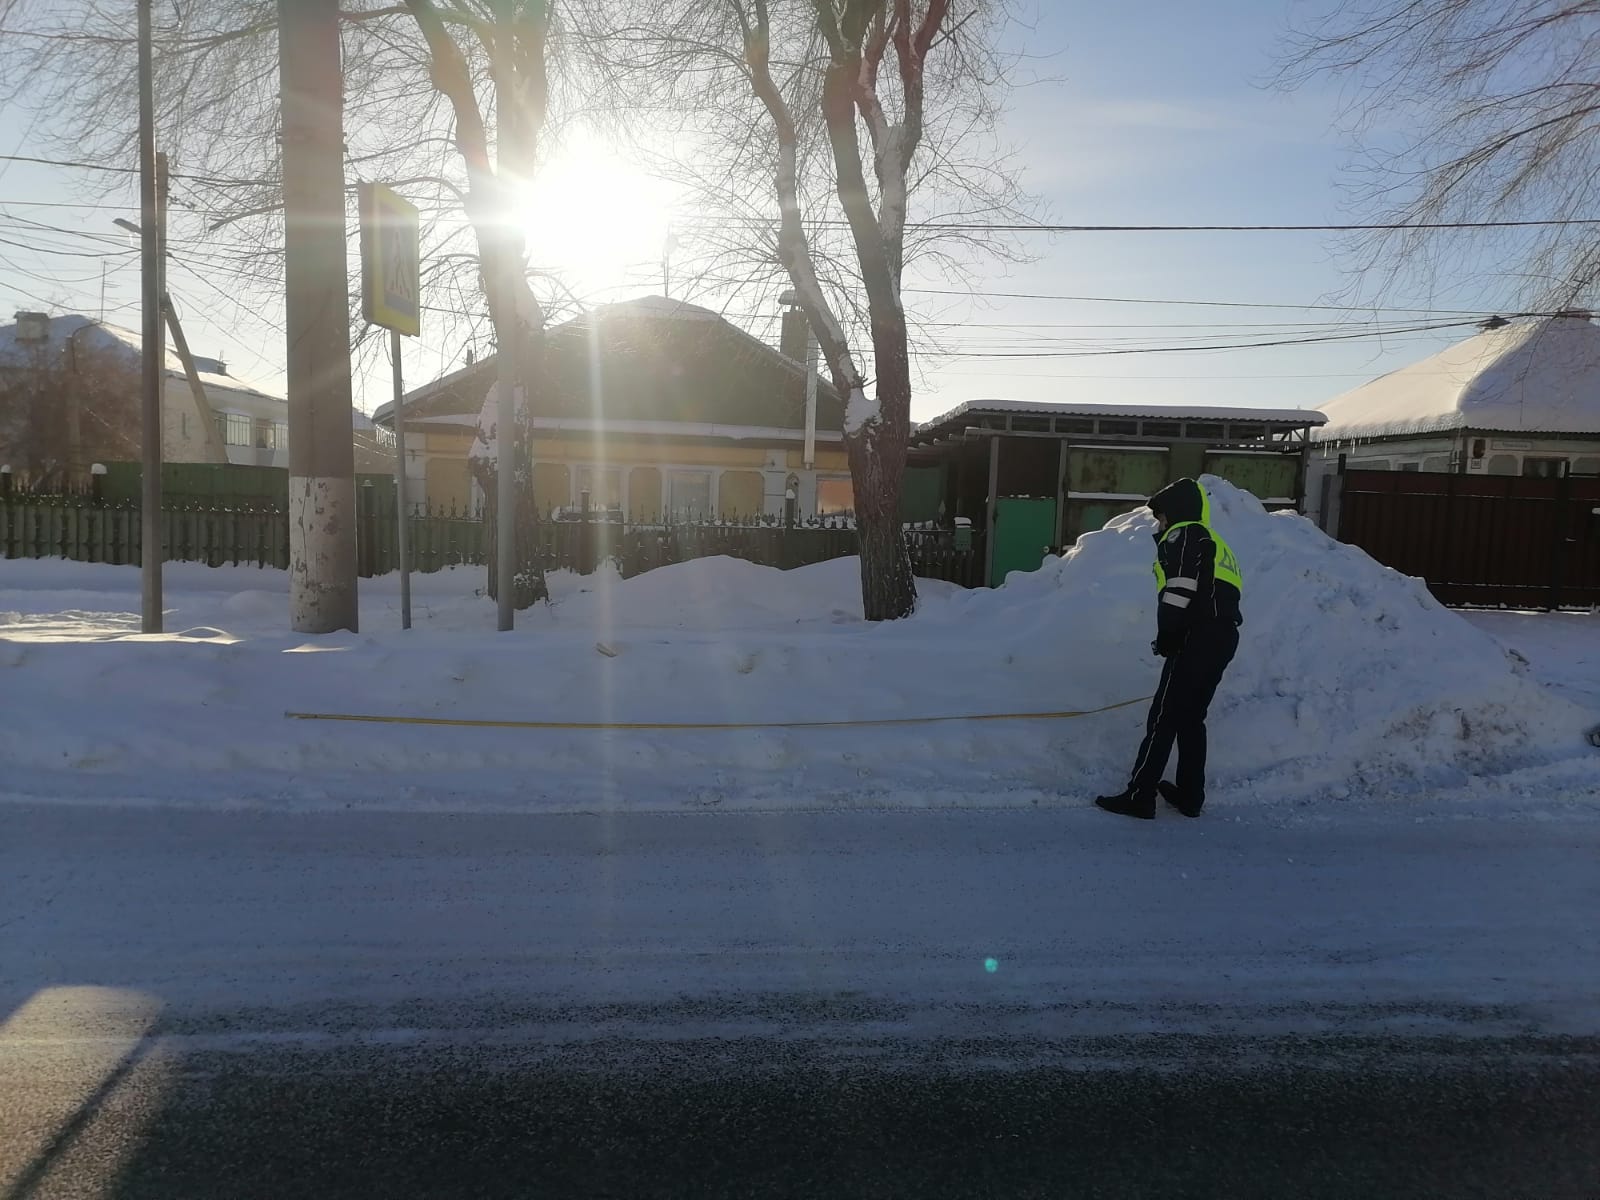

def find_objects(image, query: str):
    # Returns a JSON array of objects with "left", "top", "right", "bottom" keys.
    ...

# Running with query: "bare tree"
[
  {"left": 0, "top": 0, "right": 602, "bottom": 604},
  {"left": 605, "top": 0, "right": 1028, "bottom": 620},
  {"left": 1280, "top": 0, "right": 1600, "bottom": 309},
  {"left": 0, "top": 328, "right": 141, "bottom": 488}
]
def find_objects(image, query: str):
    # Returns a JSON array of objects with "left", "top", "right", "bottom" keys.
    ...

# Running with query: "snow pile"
[
  {"left": 0, "top": 478, "right": 1593, "bottom": 812},
  {"left": 932, "top": 479, "right": 1592, "bottom": 796}
]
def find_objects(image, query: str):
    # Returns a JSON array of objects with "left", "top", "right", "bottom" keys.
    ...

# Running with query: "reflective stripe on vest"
[{"left": 1152, "top": 520, "right": 1243, "bottom": 594}]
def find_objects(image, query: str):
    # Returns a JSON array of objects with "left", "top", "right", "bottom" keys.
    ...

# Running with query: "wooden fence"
[{"left": 0, "top": 492, "right": 983, "bottom": 587}]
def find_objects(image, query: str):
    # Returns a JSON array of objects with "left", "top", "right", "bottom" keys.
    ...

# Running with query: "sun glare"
[{"left": 517, "top": 142, "right": 676, "bottom": 299}]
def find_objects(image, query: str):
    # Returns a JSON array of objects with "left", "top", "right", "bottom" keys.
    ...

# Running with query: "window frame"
[{"left": 666, "top": 469, "right": 713, "bottom": 519}]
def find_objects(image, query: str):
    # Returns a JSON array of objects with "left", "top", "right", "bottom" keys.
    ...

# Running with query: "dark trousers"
[{"left": 1128, "top": 621, "right": 1239, "bottom": 803}]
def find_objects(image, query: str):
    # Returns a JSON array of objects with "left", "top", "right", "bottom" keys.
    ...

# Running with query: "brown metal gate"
[{"left": 1334, "top": 469, "right": 1600, "bottom": 609}]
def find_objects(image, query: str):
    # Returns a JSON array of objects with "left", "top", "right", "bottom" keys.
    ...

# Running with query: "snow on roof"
[
  {"left": 1313, "top": 315, "right": 1600, "bottom": 441},
  {"left": 597, "top": 294, "right": 723, "bottom": 323},
  {"left": 919, "top": 398, "right": 1326, "bottom": 431},
  {"left": 382, "top": 294, "right": 810, "bottom": 424},
  {"left": 0, "top": 313, "right": 282, "bottom": 403}
]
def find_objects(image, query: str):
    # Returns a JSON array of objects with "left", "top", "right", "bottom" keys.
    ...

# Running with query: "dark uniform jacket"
[{"left": 1148, "top": 478, "right": 1243, "bottom": 649}]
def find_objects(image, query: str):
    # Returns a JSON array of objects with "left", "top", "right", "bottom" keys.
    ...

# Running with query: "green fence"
[
  {"left": 0, "top": 493, "right": 981, "bottom": 586},
  {"left": 94, "top": 462, "right": 411, "bottom": 508}
]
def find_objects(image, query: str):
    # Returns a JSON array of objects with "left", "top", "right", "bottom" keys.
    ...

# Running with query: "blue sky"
[{"left": 0, "top": 2, "right": 1528, "bottom": 423}]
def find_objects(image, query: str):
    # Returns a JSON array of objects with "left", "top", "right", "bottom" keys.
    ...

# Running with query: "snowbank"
[{"left": 0, "top": 478, "right": 1593, "bottom": 812}]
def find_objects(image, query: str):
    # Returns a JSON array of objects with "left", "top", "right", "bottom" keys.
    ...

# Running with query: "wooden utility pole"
[
  {"left": 278, "top": 0, "right": 358, "bottom": 633},
  {"left": 136, "top": 0, "right": 162, "bottom": 633}
]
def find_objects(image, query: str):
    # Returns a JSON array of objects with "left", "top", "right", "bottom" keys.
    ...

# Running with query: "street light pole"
[{"left": 136, "top": 0, "right": 162, "bottom": 633}]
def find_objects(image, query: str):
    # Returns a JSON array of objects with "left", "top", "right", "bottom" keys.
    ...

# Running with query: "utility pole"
[
  {"left": 391, "top": 330, "right": 411, "bottom": 630},
  {"left": 137, "top": 0, "right": 162, "bottom": 633},
  {"left": 493, "top": 0, "right": 517, "bottom": 632},
  {"left": 278, "top": 0, "right": 358, "bottom": 633}
]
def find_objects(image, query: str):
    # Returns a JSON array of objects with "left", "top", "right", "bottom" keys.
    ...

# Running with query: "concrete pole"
[
  {"left": 392, "top": 328, "right": 411, "bottom": 630},
  {"left": 136, "top": 0, "right": 162, "bottom": 633},
  {"left": 279, "top": 0, "right": 358, "bottom": 633}
]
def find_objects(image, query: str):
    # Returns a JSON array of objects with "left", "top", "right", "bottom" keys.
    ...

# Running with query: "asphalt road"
[
  {"left": 3, "top": 1031, "right": 1599, "bottom": 1198},
  {"left": 4, "top": 803, "right": 1600, "bottom": 1196}
]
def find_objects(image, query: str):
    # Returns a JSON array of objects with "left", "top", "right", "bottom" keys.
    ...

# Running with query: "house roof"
[
  {"left": 376, "top": 296, "right": 843, "bottom": 433},
  {"left": 0, "top": 313, "right": 282, "bottom": 404},
  {"left": 920, "top": 398, "right": 1326, "bottom": 430},
  {"left": 1312, "top": 314, "right": 1600, "bottom": 441},
  {"left": 914, "top": 399, "right": 1324, "bottom": 446}
]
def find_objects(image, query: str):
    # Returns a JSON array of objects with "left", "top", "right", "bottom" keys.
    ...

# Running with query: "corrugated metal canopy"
[{"left": 914, "top": 398, "right": 1325, "bottom": 444}]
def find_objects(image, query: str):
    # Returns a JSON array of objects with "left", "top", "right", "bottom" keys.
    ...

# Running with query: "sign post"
[{"left": 359, "top": 183, "right": 421, "bottom": 629}]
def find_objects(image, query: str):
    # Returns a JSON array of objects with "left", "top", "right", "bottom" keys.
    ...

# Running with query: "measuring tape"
[{"left": 284, "top": 695, "right": 1152, "bottom": 732}]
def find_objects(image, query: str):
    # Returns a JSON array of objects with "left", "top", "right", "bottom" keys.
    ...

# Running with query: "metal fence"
[
  {"left": 0, "top": 491, "right": 983, "bottom": 587},
  {"left": 1327, "top": 467, "right": 1600, "bottom": 609}
]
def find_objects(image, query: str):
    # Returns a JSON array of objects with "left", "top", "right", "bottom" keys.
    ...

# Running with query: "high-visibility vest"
[{"left": 1153, "top": 521, "right": 1243, "bottom": 594}]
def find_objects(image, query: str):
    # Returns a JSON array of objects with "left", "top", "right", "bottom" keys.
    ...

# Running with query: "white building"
[
  {"left": 0, "top": 311, "right": 287, "bottom": 472},
  {"left": 1304, "top": 313, "right": 1600, "bottom": 524}
]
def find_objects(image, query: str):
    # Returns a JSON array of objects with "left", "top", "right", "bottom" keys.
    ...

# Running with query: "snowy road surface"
[
  {"left": 6, "top": 803, "right": 1600, "bottom": 1041},
  {"left": 5, "top": 802, "right": 1600, "bottom": 1196}
]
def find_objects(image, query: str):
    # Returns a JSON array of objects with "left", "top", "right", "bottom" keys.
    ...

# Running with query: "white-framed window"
[
  {"left": 667, "top": 469, "right": 712, "bottom": 518},
  {"left": 254, "top": 418, "right": 276, "bottom": 449},
  {"left": 572, "top": 464, "right": 623, "bottom": 511},
  {"left": 215, "top": 412, "right": 252, "bottom": 446},
  {"left": 1522, "top": 456, "right": 1567, "bottom": 479}
]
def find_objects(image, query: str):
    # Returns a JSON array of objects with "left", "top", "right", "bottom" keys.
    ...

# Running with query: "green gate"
[{"left": 990, "top": 496, "right": 1056, "bottom": 586}]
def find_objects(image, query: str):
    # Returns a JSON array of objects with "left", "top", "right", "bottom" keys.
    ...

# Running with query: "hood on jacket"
[{"left": 1148, "top": 477, "right": 1209, "bottom": 527}]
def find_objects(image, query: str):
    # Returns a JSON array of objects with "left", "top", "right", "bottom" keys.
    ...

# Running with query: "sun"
[{"left": 515, "top": 140, "right": 676, "bottom": 300}]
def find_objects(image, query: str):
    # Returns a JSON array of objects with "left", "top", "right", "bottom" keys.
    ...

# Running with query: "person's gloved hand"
[{"left": 1154, "top": 629, "right": 1186, "bottom": 658}]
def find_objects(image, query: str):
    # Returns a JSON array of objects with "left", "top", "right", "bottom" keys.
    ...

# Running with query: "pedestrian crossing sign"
[{"left": 358, "top": 183, "right": 420, "bottom": 337}]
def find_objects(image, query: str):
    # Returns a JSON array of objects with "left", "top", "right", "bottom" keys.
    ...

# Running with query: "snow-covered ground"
[
  {"left": 1464, "top": 609, "right": 1600, "bottom": 711},
  {"left": 1, "top": 478, "right": 1595, "bottom": 813},
  {"left": 4, "top": 479, "right": 1600, "bottom": 1053}
]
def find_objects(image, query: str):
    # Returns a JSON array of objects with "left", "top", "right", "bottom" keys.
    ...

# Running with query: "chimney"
[
  {"left": 14, "top": 312, "right": 49, "bottom": 343},
  {"left": 779, "top": 306, "right": 810, "bottom": 362}
]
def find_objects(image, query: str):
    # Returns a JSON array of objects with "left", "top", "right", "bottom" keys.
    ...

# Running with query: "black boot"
[
  {"left": 1094, "top": 790, "right": 1154, "bottom": 820},
  {"left": 1158, "top": 781, "right": 1202, "bottom": 819}
]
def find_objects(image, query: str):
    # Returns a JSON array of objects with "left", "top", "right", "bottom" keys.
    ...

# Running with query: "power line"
[
  {"left": 902, "top": 286, "right": 1497, "bottom": 314},
  {"left": 929, "top": 320, "right": 1479, "bottom": 360},
  {"left": 0, "top": 198, "right": 147, "bottom": 210},
  {"left": 0, "top": 153, "right": 258, "bottom": 188},
  {"left": 5, "top": 154, "right": 1595, "bottom": 233}
]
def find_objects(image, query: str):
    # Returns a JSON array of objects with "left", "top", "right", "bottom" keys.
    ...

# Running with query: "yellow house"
[{"left": 373, "top": 296, "right": 853, "bottom": 520}]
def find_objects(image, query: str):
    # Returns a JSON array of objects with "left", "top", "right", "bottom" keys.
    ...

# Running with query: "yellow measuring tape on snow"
[{"left": 283, "top": 695, "right": 1152, "bottom": 732}]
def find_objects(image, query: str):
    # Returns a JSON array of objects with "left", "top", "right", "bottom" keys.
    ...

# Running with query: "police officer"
[{"left": 1096, "top": 477, "right": 1242, "bottom": 820}]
